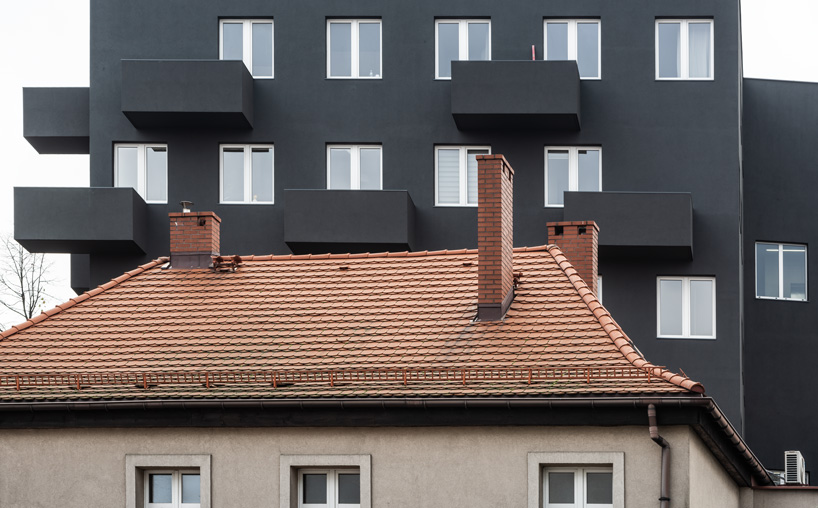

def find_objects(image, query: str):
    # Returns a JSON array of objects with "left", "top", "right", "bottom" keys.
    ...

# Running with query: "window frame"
[
  {"left": 144, "top": 469, "right": 201, "bottom": 508},
  {"left": 219, "top": 19, "right": 274, "bottom": 79},
  {"left": 297, "top": 468, "right": 361, "bottom": 508},
  {"left": 543, "top": 146, "right": 602, "bottom": 208},
  {"left": 656, "top": 276, "right": 716, "bottom": 339},
  {"left": 326, "top": 19, "right": 383, "bottom": 79},
  {"left": 434, "top": 19, "right": 492, "bottom": 80},
  {"left": 755, "top": 242, "right": 808, "bottom": 301},
  {"left": 326, "top": 145, "right": 383, "bottom": 190},
  {"left": 527, "top": 452, "right": 624, "bottom": 508},
  {"left": 114, "top": 143, "right": 168, "bottom": 204},
  {"left": 219, "top": 144, "right": 275, "bottom": 204},
  {"left": 654, "top": 19, "right": 714, "bottom": 81},
  {"left": 543, "top": 19, "right": 601, "bottom": 79},
  {"left": 280, "top": 455, "right": 371, "bottom": 508},
  {"left": 126, "top": 455, "right": 211, "bottom": 508},
  {"left": 543, "top": 466, "right": 614, "bottom": 508},
  {"left": 434, "top": 145, "right": 491, "bottom": 207}
]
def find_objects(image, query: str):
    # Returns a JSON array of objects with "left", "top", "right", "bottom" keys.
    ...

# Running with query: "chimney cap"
[{"left": 180, "top": 200, "right": 194, "bottom": 213}]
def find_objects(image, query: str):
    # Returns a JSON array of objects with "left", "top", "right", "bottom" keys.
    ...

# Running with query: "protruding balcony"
[
  {"left": 14, "top": 187, "right": 148, "bottom": 255},
  {"left": 23, "top": 88, "right": 90, "bottom": 154},
  {"left": 563, "top": 192, "right": 693, "bottom": 259},
  {"left": 284, "top": 190, "right": 416, "bottom": 254},
  {"left": 451, "top": 60, "right": 581, "bottom": 130},
  {"left": 121, "top": 60, "right": 253, "bottom": 128}
]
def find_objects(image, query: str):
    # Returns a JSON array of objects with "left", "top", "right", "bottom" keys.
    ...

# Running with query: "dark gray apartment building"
[{"left": 13, "top": 0, "right": 818, "bottom": 475}]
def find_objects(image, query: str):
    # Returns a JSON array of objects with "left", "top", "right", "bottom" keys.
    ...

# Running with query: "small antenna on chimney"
[{"left": 180, "top": 200, "right": 194, "bottom": 213}]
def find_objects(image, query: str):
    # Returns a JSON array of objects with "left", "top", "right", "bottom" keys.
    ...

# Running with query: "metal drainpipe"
[{"left": 648, "top": 404, "right": 670, "bottom": 508}]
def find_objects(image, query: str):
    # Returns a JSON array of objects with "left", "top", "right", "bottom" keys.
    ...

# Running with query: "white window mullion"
[
  {"left": 459, "top": 21, "right": 468, "bottom": 61},
  {"left": 352, "top": 146, "right": 361, "bottom": 189},
  {"left": 137, "top": 146, "right": 147, "bottom": 198},
  {"left": 243, "top": 22, "right": 253, "bottom": 74},
  {"left": 778, "top": 244, "right": 785, "bottom": 299},
  {"left": 569, "top": 148, "right": 578, "bottom": 193},
  {"left": 680, "top": 21, "right": 689, "bottom": 79},
  {"left": 351, "top": 22, "right": 360, "bottom": 79},
  {"left": 682, "top": 277, "right": 690, "bottom": 337},
  {"left": 244, "top": 147, "right": 252, "bottom": 203},
  {"left": 567, "top": 21, "right": 578, "bottom": 63}
]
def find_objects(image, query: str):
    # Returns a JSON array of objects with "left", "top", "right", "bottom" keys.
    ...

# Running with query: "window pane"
[
  {"left": 547, "top": 151, "right": 569, "bottom": 205},
  {"left": 437, "top": 149, "right": 460, "bottom": 204},
  {"left": 330, "top": 22, "right": 352, "bottom": 77},
  {"left": 360, "top": 148, "right": 381, "bottom": 190},
  {"left": 359, "top": 22, "right": 381, "bottom": 77},
  {"left": 222, "top": 148, "right": 245, "bottom": 202},
  {"left": 338, "top": 473, "right": 361, "bottom": 504},
  {"left": 116, "top": 146, "right": 139, "bottom": 191},
  {"left": 329, "top": 148, "right": 352, "bottom": 189},
  {"left": 688, "top": 22, "right": 711, "bottom": 78},
  {"left": 468, "top": 23, "right": 490, "bottom": 61},
  {"left": 222, "top": 22, "right": 243, "bottom": 61},
  {"left": 548, "top": 472, "right": 575, "bottom": 503},
  {"left": 303, "top": 474, "right": 327, "bottom": 504},
  {"left": 756, "top": 243, "right": 780, "bottom": 298},
  {"left": 586, "top": 472, "right": 613, "bottom": 504},
  {"left": 577, "top": 22, "right": 599, "bottom": 78},
  {"left": 689, "top": 280, "right": 714, "bottom": 336},
  {"left": 658, "top": 23, "right": 681, "bottom": 78},
  {"left": 145, "top": 147, "right": 167, "bottom": 202},
  {"left": 546, "top": 22, "right": 568, "bottom": 60},
  {"left": 466, "top": 149, "right": 489, "bottom": 205},
  {"left": 437, "top": 23, "right": 459, "bottom": 78},
  {"left": 659, "top": 279, "right": 684, "bottom": 336},
  {"left": 252, "top": 22, "right": 273, "bottom": 77},
  {"left": 182, "top": 474, "right": 201, "bottom": 504},
  {"left": 577, "top": 149, "right": 600, "bottom": 192},
  {"left": 783, "top": 246, "right": 807, "bottom": 300},
  {"left": 251, "top": 148, "right": 273, "bottom": 202},
  {"left": 149, "top": 474, "right": 172, "bottom": 503}
]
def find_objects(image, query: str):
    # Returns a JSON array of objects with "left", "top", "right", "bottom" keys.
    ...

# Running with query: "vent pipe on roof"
[
  {"left": 547, "top": 221, "right": 600, "bottom": 296},
  {"left": 476, "top": 154, "right": 515, "bottom": 321},
  {"left": 169, "top": 211, "right": 221, "bottom": 269}
]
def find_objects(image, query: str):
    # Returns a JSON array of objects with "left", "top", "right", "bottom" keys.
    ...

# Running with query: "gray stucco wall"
[{"left": 690, "top": 427, "right": 741, "bottom": 507}]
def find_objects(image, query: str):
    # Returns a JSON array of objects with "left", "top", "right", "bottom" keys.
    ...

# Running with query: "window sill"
[
  {"left": 657, "top": 335, "right": 716, "bottom": 340},
  {"left": 219, "top": 201, "right": 275, "bottom": 205},
  {"left": 655, "top": 77, "right": 715, "bottom": 81},
  {"left": 435, "top": 203, "right": 478, "bottom": 207},
  {"left": 755, "top": 296, "right": 809, "bottom": 303}
]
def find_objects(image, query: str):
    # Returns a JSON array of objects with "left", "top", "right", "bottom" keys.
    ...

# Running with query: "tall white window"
[
  {"left": 435, "top": 19, "right": 491, "bottom": 79},
  {"left": 543, "top": 467, "right": 613, "bottom": 508},
  {"left": 327, "top": 20, "right": 382, "bottom": 78},
  {"left": 220, "top": 145, "right": 274, "bottom": 204},
  {"left": 756, "top": 243, "right": 808, "bottom": 301},
  {"left": 327, "top": 145, "right": 382, "bottom": 190},
  {"left": 145, "top": 470, "right": 201, "bottom": 508},
  {"left": 544, "top": 147, "right": 601, "bottom": 207},
  {"left": 655, "top": 20, "right": 713, "bottom": 80},
  {"left": 435, "top": 146, "right": 490, "bottom": 206},
  {"left": 544, "top": 20, "right": 601, "bottom": 79},
  {"left": 657, "top": 276, "right": 716, "bottom": 339},
  {"left": 298, "top": 469, "right": 361, "bottom": 508},
  {"left": 115, "top": 143, "right": 167, "bottom": 204},
  {"left": 220, "top": 20, "right": 274, "bottom": 78}
]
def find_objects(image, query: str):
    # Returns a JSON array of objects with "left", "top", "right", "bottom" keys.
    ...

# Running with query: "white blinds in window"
[{"left": 437, "top": 149, "right": 460, "bottom": 204}]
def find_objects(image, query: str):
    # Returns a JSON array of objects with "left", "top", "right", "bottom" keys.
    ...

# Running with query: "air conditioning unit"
[{"left": 785, "top": 450, "right": 807, "bottom": 485}]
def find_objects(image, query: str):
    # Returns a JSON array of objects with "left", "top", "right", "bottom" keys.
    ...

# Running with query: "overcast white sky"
[{"left": 0, "top": 0, "right": 817, "bottom": 329}]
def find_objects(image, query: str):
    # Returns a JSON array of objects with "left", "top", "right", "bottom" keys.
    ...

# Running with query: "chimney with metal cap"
[
  {"left": 169, "top": 201, "right": 221, "bottom": 269},
  {"left": 477, "top": 154, "right": 515, "bottom": 321},
  {"left": 547, "top": 221, "right": 599, "bottom": 295}
]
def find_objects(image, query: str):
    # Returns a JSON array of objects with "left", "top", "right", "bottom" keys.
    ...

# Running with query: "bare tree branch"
[{"left": 0, "top": 235, "right": 55, "bottom": 324}]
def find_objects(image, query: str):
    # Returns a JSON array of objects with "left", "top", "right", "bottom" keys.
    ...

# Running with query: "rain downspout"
[{"left": 648, "top": 404, "right": 670, "bottom": 508}]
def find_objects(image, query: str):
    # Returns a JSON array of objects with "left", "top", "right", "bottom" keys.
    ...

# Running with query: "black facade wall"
[
  {"left": 742, "top": 78, "right": 818, "bottom": 470},
  {"left": 79, "top": 0, "right": 743, "bottom": 424}
]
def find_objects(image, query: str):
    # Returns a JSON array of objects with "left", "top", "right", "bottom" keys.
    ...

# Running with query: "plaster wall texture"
[
  {"left": 689, "top": 427, "right": 741, "bottom": 507},
  {"left": 747, "top": 489, "right": 818, "bottom": 508}
]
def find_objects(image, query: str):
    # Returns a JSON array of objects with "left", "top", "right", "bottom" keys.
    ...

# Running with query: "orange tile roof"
[{"left": 0, "top": 245, "right": 704, "bottom": 402}]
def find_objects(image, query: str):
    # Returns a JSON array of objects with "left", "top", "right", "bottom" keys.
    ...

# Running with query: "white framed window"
[
  {"left": 434, "top": 146, "right": 490, "bottom": 206},
  {"left": 527, "top": 453, "right": 623, "bottom": 508},
  {"left": 327, "top": 20, "right": 382, "bottom": 78},
  {"left": 145, "top": 470, "right": 201, "bottom": 508},
  {"left": 220, "top": 19, "right": 274, "bottom": 78},
  {"left": 544, "top": 147, "right": 601, "bottom": 207},
  {"left": 327, "top": 145, "right": 382, "bottom": 190},
  {"left": 756, "top": 242, "right": 808, "bottom": 301},
  {"left": 657, "top": 276, "right": 716, "bottom": 339},
  {"left": 220, "top": 144, "right": 274, "bottom": 204},
  {"left": 544, "top": 20, "right": 601, "bottom": 79},
  {"left": 655, "top": 19, "right": 713, "bottom": 80},
  {"left": 126, "top": 455, "right": 211, "bottom": 508},
  {"left": 597, "top": 275, "right": 603, "bottom": 303},
  {"left": 435, "top": 19, "right": 491, "bottom": 79},
  {"left": 298, "top": 469, "right": 360, "bottom": 508},
  {"left": 115, "top": 143, "right": 168, "bottom": 204}
]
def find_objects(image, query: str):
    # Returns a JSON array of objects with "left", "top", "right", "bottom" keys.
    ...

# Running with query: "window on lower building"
[
  {"left": 327, "top": 20, "right": 381, "bottom": 78},
  {"left": 657, "top": 276, "right": 716, "bottom": 338},
  {"left": 756, "top": 242, "right": 807, "bottom": 301},
  {"left": 298, "top": 469, "right": 360, "bottom": 508},
  {"left": 115, "top": 143, "right": 168, "bottom": 204},
  {"left": 544, "top": 467, "right": 612, "bottom": 508},
  {"left": 435, "top": 146, "right": 490, "bottom": 206},
  {"left": 327, "top": 145, "right": 382, "bottom": 190},
  {"left": 220, "top": 19, "right": 274, "bottom": 78},
  {"left": 126, "top": 455, "right": 210, "bottom": 508},
  {"left": 656, "top": 19, "right": 713, "bottom": 80},
  {"left": 544, "top": 19, "right": 600, "bottom": 79},
  {"left": 145, "top": 470, "right": 201, "bottom": 508},
  {"left": 435, "top": 19, "right": 491, "bottom": 79},
  {"left": 220, "top": 145, "right": 274, "bottom": 204},
  {"left": 544, "top": 147, "right": 601, "bottom": 207}
]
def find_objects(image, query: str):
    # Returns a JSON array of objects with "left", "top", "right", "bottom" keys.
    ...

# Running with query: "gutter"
[{"left": 648, "top": 404, "right": 671, "bottom": 508}]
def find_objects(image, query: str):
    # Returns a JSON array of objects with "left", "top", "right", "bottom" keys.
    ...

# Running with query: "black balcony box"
[{"left": 23, "top": 88, "right": 90, "bottom": 154}]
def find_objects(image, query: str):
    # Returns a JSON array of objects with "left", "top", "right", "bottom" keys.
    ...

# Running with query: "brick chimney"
[
  {"left": 477, "top": 154, "right": 515, "bottom": 321},
  {"left": 169, "top": 211, "right": 221, "bottom": 268},
  {"left": 547, "top": 221, "right": 599, "bottom": 295}
]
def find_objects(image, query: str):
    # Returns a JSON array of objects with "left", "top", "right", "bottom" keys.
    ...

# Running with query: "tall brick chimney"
[
  {"left": 547, "top": 221, "right": 599, "bottom": 295},
  {"left": 477, "top": 154, "right": 515, "bottom": 321},
  {"left": 169, "top": 211, "right": 221, "bottom": 268}
]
